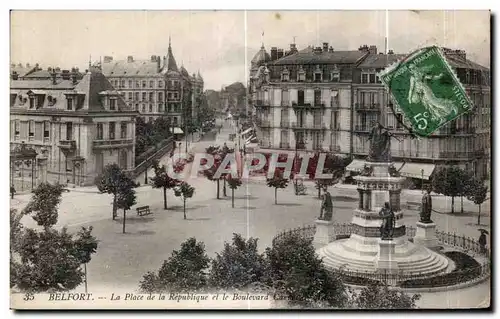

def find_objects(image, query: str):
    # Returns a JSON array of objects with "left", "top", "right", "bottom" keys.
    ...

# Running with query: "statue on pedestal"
[
  {"left": 420, "top": 186, "right": 433, "bottom": 223},
  {"left": 319, "top": 187, "right": 333, "bottom": 221},
  {"left": 379, "top": 202, "right": 395, "bottom": 240},
  {"left": 367, "top": 122, "right": 400, "bottom": 163}
]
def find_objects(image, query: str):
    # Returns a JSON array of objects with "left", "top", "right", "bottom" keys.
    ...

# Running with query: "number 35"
[{"left": 413, "top": 113, "right": 428, "bottom": 130}]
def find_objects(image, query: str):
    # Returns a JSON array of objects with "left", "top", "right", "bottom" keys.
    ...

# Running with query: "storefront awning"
[
  {"left": 170, "top": 127, "right": 184, "bottom": 134},
  {"left": 399, "top": 163, "right": 436, "bottom": 180},
  {"left": 346, "top": 159, "right": 366, "bottom": 172}
]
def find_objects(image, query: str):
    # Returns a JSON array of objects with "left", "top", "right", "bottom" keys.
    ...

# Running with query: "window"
[
  {"left": 282, "top": 69, "right": 289, "bottom": 82},
  {"left": 149, "top": 81, "right": 154, "bottom": 88},
  {"left": 142, "top": 92, "right": 147, "bottom": 101},
  {"left": 10, "top": 94, "right": 16, "bottom": 107},
  {"left": 121, "top": 80, "right": 125, "bottom": 87},
  {"left": 128, "top": 92, "right": 132, "bottom": 100},
  {"left": 361, "top": 73, "right": 368, "bottom": 84},
  {"left": 135, "top": 104, "right": 139, "bottom": 111},
  {"left": 135, "top": 80, "right": 140, "bottom": 88},
  {"left": 109, "top": 98, "right": 117, "bottom": 110},
  {"left": 158, "top": 92, "right": 163, "bottom": 102},
  {"left": 28, "top": 121, "right": 34, "bottom": 138},
  {"left": 169, "top": 104, "right": 173, "bottom": 112},
  {"left": 29, "top": 96, "right": 35, "bottom": 109},
  {"left": 173, "top": 117, "right": 178, "bottom": 125},
  {"left": 128, "top": 80, "right": 133, "bottom": 88},
  {"left": 109, "top": 122, "right": 115, "bottom": 140},
  {"left": 149, "top": 104, "right": 153, "bottom": 112},
  {"left": 120, "top": 122, "right": 127, "bottom": 139},
  {"left": 396, "top": 113, "right": 403, "bottom": 130},
  {"left": 173, "top": 92, "right": 179, "bottom": 100},
  {"left": 97, "top": 123, "right": 103, "bottom": 139},
  {"left": 149, "top": 92, "right": 154, "bottom": 101},
  {"left": 168, "top": 92, "right": 173, "bottom": 99},
  {"left": 43, "top": 121, "right": 50, "bottom": 138},
  {"left": 142, "top": 105, "right": 146, "bottom": 113},
  {"left": 142, "top": 80, "right": 147, "bottom": 88},
  {"left": 67, "top": 97, "right": 73, "bottom": 110},
  {"left": 158, "top": 104, "right": 163, "bottom": 112},
  {"left": 369, "top": 74, "right": 376, "bottom": 83},
  {"left": 298, "top": 68, "right": 306, "bottom": 82},
  {"left": 14, "top": 121, "right": 20, "bottom": 137},
  {"left": 314, "top": 90, "right": 322, "bottom": 106},
  {"left": 298, "top": 90, "right": 305, "bottom": 105},
  {"left": 158, "top": 80, "right": 163, "bottom": 88},
  {"left": 66, "top": 122, "right": 73, "bottom": 140}
]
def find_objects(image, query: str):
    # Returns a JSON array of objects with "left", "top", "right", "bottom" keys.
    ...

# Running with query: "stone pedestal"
[
  {"left": 313, "top": 220, "right": 335, "bottom": 248},
  {"left": 375, "top": 239, "right": 399, "bottom": 273},
  {"left": 414, "top": 222, "right": 438, "bottom": 249}
]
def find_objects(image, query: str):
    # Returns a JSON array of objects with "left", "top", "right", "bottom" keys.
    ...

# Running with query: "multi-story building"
[
  {"left": 10, "top": 66, "right": 138, "bottom": 187},
  {"left": 251, "top": 42, "right": 491, "bottom": 180},
  {"left": 101, "top": 39, "right": 203, "bottom": 132}
]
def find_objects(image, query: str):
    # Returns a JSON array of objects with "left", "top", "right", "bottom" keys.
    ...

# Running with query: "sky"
[{"left": 11, "top": 10, "right": 490, "bottom": 90}]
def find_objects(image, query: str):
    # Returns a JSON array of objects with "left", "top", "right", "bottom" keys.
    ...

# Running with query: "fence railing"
[
  {"left": 271, "top": 223, "right": 490, "bottom": 287},
  {"left": 131, "top": 136, "right": 174, "bottom": 179}
]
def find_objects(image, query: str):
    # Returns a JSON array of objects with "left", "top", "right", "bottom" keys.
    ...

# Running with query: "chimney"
[
  {"left": 358, "top": 45, "right": 369, "bottom": 52},
  {"left": 17, "top": 63, "right": 22, "bottom": 67},
  {"left": 277, "top": 48, "right": 284, "bottom": 59},
  {"left": 61, "top": 70, "right": 71, "bottom": 80},
  {"left": 48, "top": 67, "right": 53, "bottom": 72},
  {"left": 314, "top": 46, "right": 322, "bottom": 54},
  {"left": 157, "top": 57, "right": 161, "bottom": 72},
  {"left": 55, "top": 67, "right": 61, "bottom": 72},
  {"left": 51, "top": 69, "right": 57, "bottom": 85},
  {"left": 11, "top": 71, "right": 19, "bottom": 80},
  {"left": 270, "top": 47, "right": 278, "bottom": 61},
  {"left": 127, "top": 56, "right": 134, "bottom": 63},
  {"left": 368, "top": 45, "right": 378, "bottom": 54},
  {"left": 151, "top": 55, "right": 157, "bottom": 62},
  {"left": 388, "top": 49, "right": 394, "bottom": 55},
  {"left": 71, "top": 71, "right": 78, "bottom": 85},
  {"left": 329, "top": 46, "right": 334, "bottom": 53},
  {"left": 290, "top": 43, "right": 297, "bottom": 52},
  {"left": 103, "top": 56, "right": 113, "bottom": 63},
  {"left": 323, "top": 42, "right": 328, "bottom": 52}
]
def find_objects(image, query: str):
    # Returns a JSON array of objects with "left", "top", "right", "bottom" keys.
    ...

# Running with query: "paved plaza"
[{"left": 11, "top": 120, "right": 491, "bottom": 308}]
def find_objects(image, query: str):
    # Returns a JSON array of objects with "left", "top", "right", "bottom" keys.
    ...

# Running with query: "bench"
[{"left": 136, "top": 205, "right": 152, "bottom": 216}]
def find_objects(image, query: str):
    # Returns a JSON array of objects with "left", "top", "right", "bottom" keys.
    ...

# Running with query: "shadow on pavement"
[
  {"left": 331, "top": 196, "right": 358, "bottom": 202},
  {"left": 114, "top": 217, "right": 155, "bottom": 224},
  {"left": 184, "top": 217, "right": 211, "bottom": 221},
  {"left": 275, "top": 203, "right": 302, "bottom": 207}
]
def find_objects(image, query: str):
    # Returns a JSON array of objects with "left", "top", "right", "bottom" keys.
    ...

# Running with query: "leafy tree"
[
  {"left": 174, "top": 182, "right": 195, "bottom": 220},
  {"left": 467, "top": 178, "right": 488, "bottom": 225},
  {"left": 116, "top": 179, "right": 137, "bottom": 234},
  {"left": 203, "top": 146, "right": 223, "bottom": 199},
  {"left": 350, "top": 282, "right": 420, "bottom": 309},
  {"left": 72, "top": 226, "right": 99, "bottom": 292},
  {"left": 22, "top": 182, "right": 65, "bottom": 229},
  {"left": 209, "top": 233, "right": 267, "bottom": 289},
  {"left": 265, "top": 233, "right": 348, "bottom": 308},
  {"left": 432, "top": 166, "right": 470, "bottom": 214},
  {"left": 266, "top": 171, "right": 289, "bottom": 205},
  {"left": 10, "top": 209, "right": 24, "bottom": 254},
  {"left": 95, "top": 163, "right": 133, "bottom": 220},
  {"left": 227, "top": 175, "right": 242, "bottom": 208},
  {"left": 151, "top": 160, "right": 180, "bottom": 210},
  {"left": 139, "top": 238, "right": 210, "bottom": 293}
]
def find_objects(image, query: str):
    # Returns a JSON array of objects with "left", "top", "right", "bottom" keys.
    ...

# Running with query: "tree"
[
  {"left": 203, "top": 146, "right": 223, "bottom": 199},
  {"left": 22, "top": 182, "right": 65, "bottom": 229},
  {"left": 10, "top": 209, "right": 24, "bottom": 254},
  {"left": 209, "top": 233, "right": 267, "bottom": 289},
  {"left": 265, "top": 233, "right": 348, "bottom": 308},
  {"left": 351, "top": 282, "right": 420, "bottom": 309},
  {"left": 227, "top": 175, "right": 242, "bottom": 208},
  {"left": 267, "top": 171, "right": 289, "bottom": 205},
  {"left": 151, "top": 160, "right": 180, "bottom": 210},
  {"left": 467, "top": 178, "right": 488, "bottom": 225},
  {"left": 11, "top": 184, "right": 98, "bottom": 293},
  {"left": 95, "top": 163, "right": 133, "bottom": 220},
  {"left": 116, "top": 179, "right": 137, "bottom": 234},
  {"left": 174, "top": 182, "right": 195, "bottom": 220},
  {"left": 432, "top": 166, "right": 470, "bottom": 214},
  {"left": 138, "top": 238, "right": 210, "bottom": 293}
]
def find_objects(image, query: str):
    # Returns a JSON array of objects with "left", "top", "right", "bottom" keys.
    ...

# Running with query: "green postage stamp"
[{"left": 378, "top": 46, "right": 473, "bottom": 137}]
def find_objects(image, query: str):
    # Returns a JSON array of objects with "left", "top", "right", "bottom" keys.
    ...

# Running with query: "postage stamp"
[{"left": 378, "top": 46, "right": 474, "bottom": 137}]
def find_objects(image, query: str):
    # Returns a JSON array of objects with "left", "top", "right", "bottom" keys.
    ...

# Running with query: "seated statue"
[
  {"left": 379, "top": 202, "right": 396, "bottom": 240},
  {"left": 319, "top": 188, "right": 333, "bottom": 221}
]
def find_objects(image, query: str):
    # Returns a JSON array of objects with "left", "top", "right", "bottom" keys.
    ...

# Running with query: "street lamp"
[{"left": 421, "top": 168, "right": 425, "bottom": 194}]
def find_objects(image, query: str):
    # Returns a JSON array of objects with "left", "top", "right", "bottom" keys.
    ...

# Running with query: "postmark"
[{"left": 378, "top": 46, "right": 473, "bottom": 137}]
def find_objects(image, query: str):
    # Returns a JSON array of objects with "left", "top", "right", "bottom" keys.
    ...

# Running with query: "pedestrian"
[
  {"left": 10, "top": 185, "right": 16, "bottom": 199},
  {"left": 479, "top": 231, "right": 487, "bottom": 254}
]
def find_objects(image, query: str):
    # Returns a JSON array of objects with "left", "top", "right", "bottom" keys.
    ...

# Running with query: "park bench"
[
  {"left": 136, "top": 205, "right": 152, "bottom": 216},
  {"left": 406, "top": 201, "right": 422, "bottom": 211}
]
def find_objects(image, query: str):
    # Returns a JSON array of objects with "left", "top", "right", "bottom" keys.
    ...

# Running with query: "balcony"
[
  {"left": 58, "top": 140, "right": 76, "bottom": 150},
  {"left": 330, "top": 123, "right": 340, "bottom": 130},
  {"left": 279, "top": 142, "right": 290, "bottom": 149},
  {"left": 93, "top": 138, "right": 134, "bottom": 149},
  {"left": 280, "top": 121, "right": 290, "bottom": 128},
  {"left": 281, "top": 100, "right": 290, "bottom": 107},
  {"left": 355, "top": 103, "right": 380, "bottom": 112},
  {"left": 354, "top": 125, "right": 370, "bottom": 133},
  {"left": 310, "top": 123, "right": 328, "bottom": 130},
  {"left": 292, "top": 102, "right": 312, "bottom": 109},
  {"left": 313, "top": 102, "right": 326, "bottom": 108},
  {"left": 331, "top": 100, "right": 340, "bottom": 108},
  {"left": 330, "top": 145, "right": 341, "bottom": 152}
]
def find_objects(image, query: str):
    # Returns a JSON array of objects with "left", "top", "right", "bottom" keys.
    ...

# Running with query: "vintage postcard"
[{"left": 9, "top": 10, "right": 491, "bottom": 310}]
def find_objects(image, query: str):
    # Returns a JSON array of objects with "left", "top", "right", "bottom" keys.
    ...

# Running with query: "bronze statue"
[
  {"left": 420, "top": 186, "right": 433, "bottom": 223},
  {"left": 379, "top": 202, "right": 396, "bottom": 240},
  {"left": 388, "top": 164, "right": 400, "bottom": 177},
  {"left": 360, "top": 164, "right": 373, "bottom": 177},
  {"left": 367, "top": 122, "right": 395, "bottom": 163},
  {"left": 319, "top": 187, "right": 333, "bottom": 221}
]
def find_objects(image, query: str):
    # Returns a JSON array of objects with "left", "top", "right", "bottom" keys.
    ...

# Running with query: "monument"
[
  {"left": 316, "top": 122, "right": 448, "bottom": 277},
  {"left": 313, "top": 187, "right": 335, "bottom": 247},
  {"left": 414, "top": 186, "right": 439, "bottom": 248}
]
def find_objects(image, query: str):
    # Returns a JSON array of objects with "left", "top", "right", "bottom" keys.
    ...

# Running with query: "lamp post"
[{"left": 421, "top": 168, "right": 425, "bottom": 194}]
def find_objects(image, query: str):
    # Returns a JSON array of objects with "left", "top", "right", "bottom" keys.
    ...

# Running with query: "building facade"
[
  {"left": 251, "top": 42, "right": 491, "bottom": 180},
  {"left": 10, "top": 66, "right": 138, "bottom": 187},
  {"left": 101, "top": 39, "right": 204, "bottom": 132}
]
